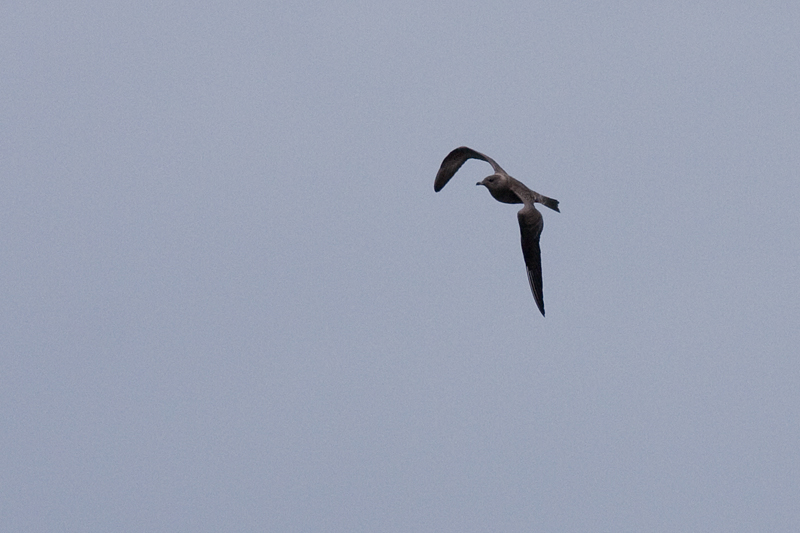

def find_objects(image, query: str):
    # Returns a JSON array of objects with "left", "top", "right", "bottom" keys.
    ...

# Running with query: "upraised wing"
[
  {"left": 434, "top": 146, "right": 507, "bottom": 192},
  {"left": 517, "top": 204, "right": 546, "bottom": 316}
]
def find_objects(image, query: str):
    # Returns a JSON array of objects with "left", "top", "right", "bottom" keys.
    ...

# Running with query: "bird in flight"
[{"left": 434, "top": 146, "right": 560, "bottom": 316}]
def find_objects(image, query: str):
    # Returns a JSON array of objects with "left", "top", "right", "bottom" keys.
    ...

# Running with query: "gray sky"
[{"left": 3, "top": 2, "right": 799, "bottom": 531}]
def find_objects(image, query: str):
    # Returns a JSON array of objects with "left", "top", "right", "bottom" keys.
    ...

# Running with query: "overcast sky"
[{"left": 3, "top": 2, "right": 800, "bottom": 531}]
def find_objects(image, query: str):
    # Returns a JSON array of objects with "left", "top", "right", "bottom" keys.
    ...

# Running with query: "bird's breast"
[{"left": 488, "top": 188, "right": 523, "bottom": 204}]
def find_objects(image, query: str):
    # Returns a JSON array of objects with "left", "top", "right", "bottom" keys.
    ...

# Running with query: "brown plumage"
[{"left": 434, "top": 146, "right": 560, "bottom": 316}]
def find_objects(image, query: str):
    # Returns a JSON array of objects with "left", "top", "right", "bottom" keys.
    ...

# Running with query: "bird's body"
[{"left": 434, "top": 146, "right": 559, "bottom": 316}]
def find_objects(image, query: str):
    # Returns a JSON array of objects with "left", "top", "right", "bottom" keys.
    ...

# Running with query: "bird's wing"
[
  {"left": 434, "top": 146, "right": 507, "bottom": 192},
  {"left": 517, "top": 205, "right": 546, "bottom": 316},
  {"left": 507, "top": 178, "right": 560, "bottom": 212}
]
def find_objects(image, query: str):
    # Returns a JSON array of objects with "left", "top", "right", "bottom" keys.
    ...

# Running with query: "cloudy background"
[{"left": 3, "top": 1, "right": 799, "bottom": 531}]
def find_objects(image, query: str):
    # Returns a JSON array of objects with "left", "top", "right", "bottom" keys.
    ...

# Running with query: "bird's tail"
[{"left": 538, "top": 195, "right": 560, "bottom": 213}]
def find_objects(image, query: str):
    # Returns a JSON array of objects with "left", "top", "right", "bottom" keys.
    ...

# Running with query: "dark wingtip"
[
  {"left": 434, "top": 147, "right": 485, "bottom": 193},
  {"left": 433, "top": 170, "right": 447, "bottom": 192}
]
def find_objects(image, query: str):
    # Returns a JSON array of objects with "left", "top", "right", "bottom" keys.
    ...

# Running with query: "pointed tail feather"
[{"left": 538, "top": 195, "right": 560, "bottom": 212}]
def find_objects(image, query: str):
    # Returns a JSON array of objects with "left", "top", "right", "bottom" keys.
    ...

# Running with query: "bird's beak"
[{"left": 476, "top": 181, "right": 482, "bottom": 186}]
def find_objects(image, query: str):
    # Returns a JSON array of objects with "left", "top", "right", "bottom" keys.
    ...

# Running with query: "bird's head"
[{"left": 476, "top": 174, "right": 505, "bottom": 192}]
